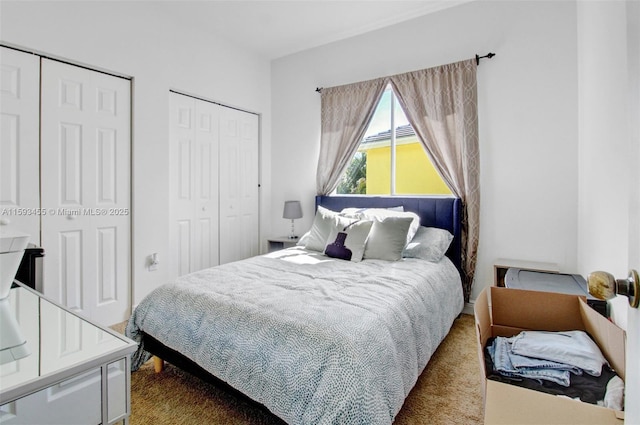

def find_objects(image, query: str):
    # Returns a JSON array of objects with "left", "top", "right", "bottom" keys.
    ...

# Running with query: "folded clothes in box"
[
  {"left": 485, "top": 331, "right": 624, "bottom": 410},
  {"left": 475, "top": 287, "right": 625, "bottom": 425}
]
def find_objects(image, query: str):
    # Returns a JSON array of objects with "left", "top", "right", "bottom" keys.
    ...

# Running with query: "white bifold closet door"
[
  {"left": 169, "top": 92, "right": 259, "bottom": 279},
  {"left": 40, "top": 59, "right": 131, "bottom": 326},
  {"left": 0, "top": 47, "right": 41, "bottom": 243}
]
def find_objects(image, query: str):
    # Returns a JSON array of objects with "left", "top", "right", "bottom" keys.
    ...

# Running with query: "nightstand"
[
  {"left": 267, "top": 236, "right": 299, "bottom": 253},
  {"left": 493, "top": 258, "right": 559, "bottom": 287}
]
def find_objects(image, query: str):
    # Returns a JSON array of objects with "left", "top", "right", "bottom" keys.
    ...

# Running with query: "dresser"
[{"left": 0, "top": 282, "right": 137, "bottom": 424}]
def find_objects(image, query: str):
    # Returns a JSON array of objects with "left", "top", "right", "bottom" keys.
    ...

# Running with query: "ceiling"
[{"left": 154, "top": 0, "right": 473, "bottom": 60}]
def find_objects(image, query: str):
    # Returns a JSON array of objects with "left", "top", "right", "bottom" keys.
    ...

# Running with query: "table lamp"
[{"left": 283, "top": 200, "right": 303, "bottom": 239}]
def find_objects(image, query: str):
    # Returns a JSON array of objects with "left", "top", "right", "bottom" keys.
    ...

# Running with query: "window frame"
[{"left": 335, "top": 85, "right": 450, "bottom": 197}]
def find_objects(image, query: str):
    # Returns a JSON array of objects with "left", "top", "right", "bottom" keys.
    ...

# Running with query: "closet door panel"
[
  {"left": 194, "top": 100, "right": 219, "bottom": 271},
  {"left": 219, "top": 107, "right": 259, "bottom": 264},
  {"left": 169, "top": 93, "right": 195, "bottom": 278},
  {"left": 0, "top": 47, "right": 40, "bottom": 242},
  {"left": 169, "top": 93, "right": 219, "bottom": 279},
  {"left": 40, "top": 59, "right": 130, "bottom": 326},
  {"left": 239, "top": 115, "right": 259, "bottom": 260}
]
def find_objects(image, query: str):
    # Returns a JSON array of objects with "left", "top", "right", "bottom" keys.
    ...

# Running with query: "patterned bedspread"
[{"left": 126, "top": 247, "right": 463, "bottom": 425}]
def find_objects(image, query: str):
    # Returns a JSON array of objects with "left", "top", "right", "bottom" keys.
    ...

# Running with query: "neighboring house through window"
[{"left": 336, "top": 85, "right": 451, "bottom": 195}]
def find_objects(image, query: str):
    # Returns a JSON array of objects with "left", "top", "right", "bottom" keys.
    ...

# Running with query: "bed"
[{"left": 126, "top": 195, "right": 464, "bottom": 425}]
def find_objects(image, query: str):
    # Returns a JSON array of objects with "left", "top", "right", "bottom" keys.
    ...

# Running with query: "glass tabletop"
[{"left": 0, "top": 284, "right": 130, "bottom": 392}]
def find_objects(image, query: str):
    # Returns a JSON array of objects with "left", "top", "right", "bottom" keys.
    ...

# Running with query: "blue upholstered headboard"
[{"left": 315, "top": 195, "right": 462, "bottom": 275}]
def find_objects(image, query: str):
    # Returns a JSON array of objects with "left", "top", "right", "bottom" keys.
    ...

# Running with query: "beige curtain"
[
  {"left": 390, "top": 59, "right": 479, "bottom": 301},
  {"left": 316, "top": 78, "right": 388, "bottom": 195}
]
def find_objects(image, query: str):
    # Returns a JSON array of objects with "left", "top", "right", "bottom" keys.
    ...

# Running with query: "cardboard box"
[{"left": 474, "top": 286, "right": 626, "bottom": 424}]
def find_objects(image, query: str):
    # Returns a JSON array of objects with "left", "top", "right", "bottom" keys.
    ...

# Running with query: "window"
[{"left": 336, "top": 85, "right": 451, "bottom": 195}]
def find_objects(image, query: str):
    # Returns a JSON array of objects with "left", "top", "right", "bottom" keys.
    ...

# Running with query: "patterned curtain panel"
[
  {"left": 316, "top": 78, "right": 387, "bottom": 195},
  {"left": 390, "top": 59, "right": 480, "bottom": 301}
]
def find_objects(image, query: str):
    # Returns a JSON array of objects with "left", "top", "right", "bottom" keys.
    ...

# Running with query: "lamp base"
[{"left": 288, "top": 219, "right": 298, "bottom": 240}]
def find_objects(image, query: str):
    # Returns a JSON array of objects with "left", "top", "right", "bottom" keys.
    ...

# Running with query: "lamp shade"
[{"left": 283, "top": 201, "right": 303, "bottom": 220}]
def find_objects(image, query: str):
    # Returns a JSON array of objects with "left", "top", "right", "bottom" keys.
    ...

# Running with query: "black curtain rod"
[
  {"left": 315, "top": 52, "right": 496, "bottom": 93},
  {"left": 475, "top": 52, "right": 496, "bottom": 65}
]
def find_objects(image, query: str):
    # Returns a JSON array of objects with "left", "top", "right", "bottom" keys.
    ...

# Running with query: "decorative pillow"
[
  {"left": 356, "top": 208, "right": 420, "bottom": 245},
  {"left": 298, "top": 206, "right": 340, "bottom": 252},
  {"left": 324, "top": 217, "right": 373, "bottom": 262},
  {"left": 402, "top": 226, "right": 454, "bottom": 262},
  {"left": 363, "top": 216, "right": 413, "bottom": 261}
]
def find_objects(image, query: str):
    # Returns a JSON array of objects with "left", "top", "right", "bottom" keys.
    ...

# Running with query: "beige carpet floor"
[{"left": 117, "top": 313, "right": 483, "bottom": 425}]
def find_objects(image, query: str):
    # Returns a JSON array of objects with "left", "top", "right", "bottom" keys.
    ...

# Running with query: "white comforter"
[{"left": 126, "top": 247, "right": 463, "bottom": 425}]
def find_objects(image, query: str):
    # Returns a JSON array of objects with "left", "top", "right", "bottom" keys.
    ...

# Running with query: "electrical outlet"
[{"left": 149, "top": 253, "right": 159, "bottom": 271}]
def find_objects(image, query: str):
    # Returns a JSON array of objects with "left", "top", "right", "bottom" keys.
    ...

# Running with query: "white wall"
[
  {"left": 576, "top": 0, "right": 629, "bottom": 281},
  {"left": 577, "top": 1, "right": 640, "bottom": 422},
  {"left": 271, "top": 0, "right": 579, "bottom": 301},
  {"left": 0, "top": 1, "right": 272, "bottom": 306}
]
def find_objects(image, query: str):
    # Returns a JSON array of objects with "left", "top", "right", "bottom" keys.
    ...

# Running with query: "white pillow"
[
  {"left": 402, "top": 226, "right": 454, "bottom": 262},
  {"left": 340, "top": 206, "right": 404, "bottom": 215},
  {"left": 356, "top": 208, "right": 420, "bottom": 245},
  {"left": 298, "top": 206, "right": 340, "bottom": 252},
  {"left": 387, "top": 206, "right": 405, "bottom": 212},
  {"left": 324, "top": 217, "right": 373, "bottom": 262},
  {"left": 363, "top": 216, "right": 413, "bottom": 261},
  {"left": 340, "top": 207, "right": 364, "bottom": 215},
  {"left": 296, "top": 231, "right": 310, "bottom": 246}
]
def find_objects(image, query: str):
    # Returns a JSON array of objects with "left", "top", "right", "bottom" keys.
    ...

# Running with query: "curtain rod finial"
[
  {"left": 476, "top": 52, "right": 496, "bottom": 65},
  {"left": 316, "top": 87, "right": 323, "bottom": 93}
]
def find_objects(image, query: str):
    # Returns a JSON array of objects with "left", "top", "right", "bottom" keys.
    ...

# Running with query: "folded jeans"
[
  {"left": 489, "top": 337, "right": 574, "bottom": 387},
  {"left": 510, "top": 330, "right": 607, "bottom": 376}
]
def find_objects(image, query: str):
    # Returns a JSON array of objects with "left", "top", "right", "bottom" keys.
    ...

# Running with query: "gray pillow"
[
  {"left": 363, "top": 216, "right": 413, "bottom": 261},
  {"left": 298, "top": 206, "right": 339, "bottom": 252},
  {"left": 402, "top": 226, "right": 453, "bottom": 262},
  {"left": 357, "top": 208, "right": 420, "bottom": 246}
]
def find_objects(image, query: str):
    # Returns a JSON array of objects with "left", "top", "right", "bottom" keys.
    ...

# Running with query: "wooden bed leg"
[{"left": 153, "top": 356, "right": 164, "bottom": 373}]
